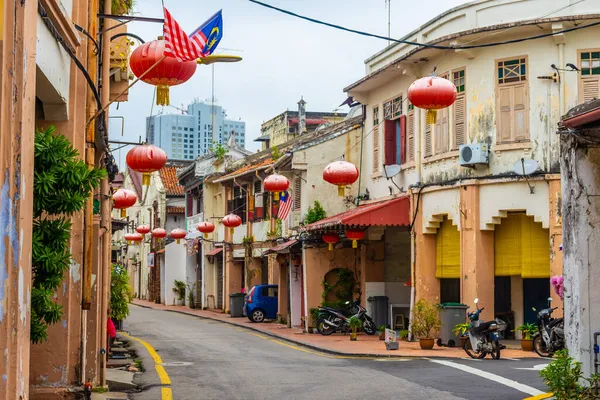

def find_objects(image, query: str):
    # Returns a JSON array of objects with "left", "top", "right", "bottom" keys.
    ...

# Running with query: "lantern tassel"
[
  {"left": 120, "top": 209, "right": 126, "bottom": 218},
  {"left": 142, "top": 173, "right": 151, "bottom": 186},
  {"left": 352, "top": 240, "right": 358, "bottom": 249},
  {"left": 176, "top": 239, "right": 181, "bottom": 244},
  {"left": 274, "top": 192, "right": 280, "bottom": 201},
  {"left": 426, "top": 109, "right": 437, "bottom": 125},
  {"left": 204, "top": 233, "right": 208, "bottom": 239},
  {"left": 157, "top": 85, "right": 170, "bottom": 106},
  {"left": 337, "top": 186, "right": 345, "bottom": 197},
  {"left": 328, "top": 243, "right": 333, "bottom": 251}
]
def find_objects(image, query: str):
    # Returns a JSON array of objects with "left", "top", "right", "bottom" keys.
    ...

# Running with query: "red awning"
[
  {"left": 263, "top": 240, "right": 298, "bottom": 256},
  {"left": 304, "top": 196, "right": 410, "bottom": 231},
  {"left": 206, "top": 247, "right": 223, "bottom": 256}
]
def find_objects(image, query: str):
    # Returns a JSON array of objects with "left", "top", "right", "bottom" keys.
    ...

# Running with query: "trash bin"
[
  {"left": 367, "top": 296, "right": 389, "bottom": 329},
  {"left": 438, "top": 302, "right": 468, "bottom": 347},
  {"left": 229, "top": 293, "right": 245, "bottom": 317}
]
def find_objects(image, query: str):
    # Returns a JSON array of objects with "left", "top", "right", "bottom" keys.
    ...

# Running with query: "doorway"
[{"left": 523, "top": 278, "right": 550, "bottom": 324}]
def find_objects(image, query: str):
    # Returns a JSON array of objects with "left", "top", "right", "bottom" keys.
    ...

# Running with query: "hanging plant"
[
  {"left": 32, "top": 126, "right": 106, "bottom": 343},
  {"left": 111, "top": 0, "right": 135, "bottom": 16}
]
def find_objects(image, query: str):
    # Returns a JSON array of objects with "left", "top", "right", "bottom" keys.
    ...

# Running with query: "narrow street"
[{"left": 127, "top": 305, "right": 548, "bottom": 400}]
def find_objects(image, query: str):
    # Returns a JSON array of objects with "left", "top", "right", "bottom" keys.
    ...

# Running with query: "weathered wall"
[
  {"left": 561, "top": 134, "right": 600, "bottom": 378},
  {"left": 164, "top": 242, "right": 187, "bottom": 306}
]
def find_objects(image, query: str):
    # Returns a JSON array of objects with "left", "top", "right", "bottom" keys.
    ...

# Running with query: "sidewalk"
[{"left": 132, "top": 299, "right": 540, "bottom": 359}]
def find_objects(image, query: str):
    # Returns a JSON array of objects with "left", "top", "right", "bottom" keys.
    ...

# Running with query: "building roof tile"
[{"left": 159, "top": 167, "right": 185, "bottom": 196}]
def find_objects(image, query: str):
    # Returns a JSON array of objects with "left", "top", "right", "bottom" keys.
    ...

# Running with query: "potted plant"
[
  {"left": 411, "top": 299, "right": 441, "bottom": 350},
  {"left": 309, "top": 308, "right": 319, "bottom": 333},
  {"left": 399, "top": 330, "right": 410, "bottom": 341},
  {"left": 173, "top": 280, "right": 186, "bottom": 306},
  {"left": 378, "top": 325, "right": 386, "bottom": 340},
  {"left": 348, "top": 316, "right": 362, "bottom": 341},
  {"left": 452, "top": 322, "right": 471, "bottom": 348},
  {"left": 515, "top": 323, "right": 538, "bottom": 351}
]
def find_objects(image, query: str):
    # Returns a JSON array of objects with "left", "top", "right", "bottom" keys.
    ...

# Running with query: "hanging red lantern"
[
  {"left": 197, "top": 221, "right": 215, "bottom": 238},
  {"left": 124, "top": 232, "right": 143, "bottom": 245},
  {"left": 170, "top": 228, "right": 187, "bottom": 244},
  {"left": 113, "top": 188, "right": 137, "bottom": 218},
  {"left": 152, "top": 228, "right": 167, "bottom": 239},
  {"left": 323, "top": 161, "right": 359, "bottom": 197},
  {"left": 264, "top": 174, "right": 289, "bottom": 201},
  {"left": 129, "top": 39, "right": 197, "bottom": 106},
  {"left": 407, "top": 75, "right": 457, "bottom": 124},
  {"left": 222, "top": 213, "right": 242, "bottom": 234},
  {"left": 126, "top": 144, "right": 168, "bottom": 186},
  {"left": 136, "top": 225, "right": 150, "bottom": 235},
  {"left": 345, "top": 229, "right": 365, "bottom": 249},
  {"left": 322, "top": 232, "right": 340, "bottom": 251}
]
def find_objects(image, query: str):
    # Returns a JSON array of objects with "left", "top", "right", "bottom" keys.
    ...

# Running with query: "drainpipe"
[
  {"left": 201, "top": 241, "right": 206, "bottom": 309},
  {"left": 302, "top": 243, "right": 308, "bottom": 332},
  {"left": 594, "top": 332, "right": 599, "bottom": 374}
]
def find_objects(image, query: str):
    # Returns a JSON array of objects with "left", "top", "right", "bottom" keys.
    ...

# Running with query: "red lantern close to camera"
[
  {"left": 126, "top": 144, "right": 168, "bottom": 186},
  {"left": 322, "top": 232, "right": 340, "bottom": 251},
  {"left": 345, "top": 230, "right": 364, "bottom": 249},
  {"left": 129, "top": 39, "right": 197, "bottom": 106},
  {"left": 407, "top": 75, "right": 457, "bottom": 124},
  {"left": 113, "top": 188, "right": 137, "bottom": 218},
  {"left": 197, "top": 221, "right": 215, "bottom": 238},
  {"left": 222, "top": 214, "right": 242, "bottom": 234},
  {"left": 170, "top": 228, "right": 187, "bottom": 244},
  {"left": 323, "top": 161, "right": 359, "bottom": 197},
  {"left": 136, "top": 225, "right": 150, "bottom": 235},
  {"left": 152, "top": 228, "right": 167, "bottom": 239},
  {"left": 264, "top": 174, "right": 289, "bottom": 201}
]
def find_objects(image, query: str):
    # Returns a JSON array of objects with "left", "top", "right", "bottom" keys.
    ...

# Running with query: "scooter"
[
  {"left": 532, "top": 297, "right": 564, "bottom": 357},
  {"left": 463, "top": 298, "right": 507, "bottom": 360},
  {"left": 316, "top": 300, "right": 376, "bottom": 336}
]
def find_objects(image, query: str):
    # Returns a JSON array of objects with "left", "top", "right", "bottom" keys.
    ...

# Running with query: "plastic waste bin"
[
  {"left": 438, "top": 302, "right": 468, "bottom": 347},
  {"left": 229, "top": 293, "right": 245, "bottom": 317},
  {"left": 367, "top": 296, "right": 389, "bottom": 329}
]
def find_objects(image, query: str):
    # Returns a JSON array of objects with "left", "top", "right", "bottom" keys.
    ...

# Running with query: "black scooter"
[
  {"left": 316, "top": 300, "right": 376, "bottom": 336},
  {"left": 463, "top": 298, "right": 507, "bottom": 360},
  {"left": 532, "top": 297, "right": 564, "bottom": 357}
]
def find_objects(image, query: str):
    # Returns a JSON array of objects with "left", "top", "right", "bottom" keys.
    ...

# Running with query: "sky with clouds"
[{"left": 109, "top": 0, "right": 470, "bottom": 167}]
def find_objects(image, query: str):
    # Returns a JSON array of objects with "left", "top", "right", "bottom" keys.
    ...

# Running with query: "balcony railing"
[{"left": 186, "top": 213, "right": 204, "bottom": 232}]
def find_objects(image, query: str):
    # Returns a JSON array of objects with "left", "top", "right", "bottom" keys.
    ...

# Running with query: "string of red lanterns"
[
  {"left": 345, "top": 229, "right": 365, "bottom": 249},
  {"left": 323, "top": 161, "right": 359, "bottom": 197},
  {"left": 264, "top": 174, "right": 289, "bottom": 201},
  {"left": 151, "top": 228, "right": 167, "bottom": 239},
  {"left": 126, "top": 144, "right": 168, "bottom": 186},
  {"left": 170, "top": 228, "right": 187, "bottom": 244},
  {"left": 124, "top": 232, "right": 144, "bottom": 245},
  {"left": 197, "top": 221, "right": 215, "bottom": 238},
  {"left": 113, "top": 188, "right": 137, "bottom": 218},
  {"left": 222, "top": 214, "right": 242, "bottom": 234},
  {"left": 136, "top": 225, "right": 150, "bottom": 235},
  {"left": 407, "top": 75, "right": 457, "bottom": 125},
  {"left": 322, "top": 232, "right": 340, "bottom": 251}
]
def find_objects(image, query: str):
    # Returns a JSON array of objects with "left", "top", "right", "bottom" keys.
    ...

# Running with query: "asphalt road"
[{"left": 125, "top": 305, "right": 550, "bottom": 400}]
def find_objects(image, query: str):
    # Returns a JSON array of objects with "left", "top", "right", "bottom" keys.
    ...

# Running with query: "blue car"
[{"left": 243, "top": 285, "right": 278, "bottom": 323}]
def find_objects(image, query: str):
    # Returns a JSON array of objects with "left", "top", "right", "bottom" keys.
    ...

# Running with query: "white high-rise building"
[{"left": 147, "top": 100, "right": 246, "bottom": 160}]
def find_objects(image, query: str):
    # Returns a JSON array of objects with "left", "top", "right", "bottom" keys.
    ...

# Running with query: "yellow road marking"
[
  {"left": 121, "top": 332, "right": 173, "bottom": 399},
  {"left": 523, "top": 394, "right": 553, "bottom": 400}
]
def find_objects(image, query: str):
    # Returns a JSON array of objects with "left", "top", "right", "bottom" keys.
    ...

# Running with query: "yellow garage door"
[
  {"left": 436, "top": 218, "right": 460, "bottom": 279},
  {"left": 495, "top": 213, "right": 550, "bottom": 278}
]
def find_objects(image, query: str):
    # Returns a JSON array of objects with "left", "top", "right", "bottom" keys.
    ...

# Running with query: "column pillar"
[
  {"left": 414, "top": 193, "right": 439, "bottom": 303},
  {"left": 548, "top": 177, "right": 563, "bottom": 315},
  {"left": 0, "top": 0, "right": 37, "bottom": 398}
]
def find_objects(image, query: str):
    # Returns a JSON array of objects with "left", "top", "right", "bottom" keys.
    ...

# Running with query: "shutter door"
[
  {"left": 384, "top": 119, "right": 396, "bottom": 165},
  {"left": 435, "top": 218, "right": 460, "bottom": 279},
  {"left": 581, "top": 77, "right": 600, "bottom": 103},
  {"left": 513, "top": 83, "right": 528, "bottom": 141},
  {"left": 454, "top": 95, "right": 466, "bottom": 148},
  {"left": 521, "top": 215, "right": 550, "bottom": 278},
  {"left": 498, "top": 86, "right": 512, "bottom": 143},
  {"left": 494, "top": 214, "right": 523, "bottom": 276},
  {"left": 407, "top": 112, "right": 415, "bottom": 162},
  {"left": 424, "top": 123, "right": 432, "bottom": 157},
  {"left": 400, "top": 115, "right": 407, "bottom": 164}
]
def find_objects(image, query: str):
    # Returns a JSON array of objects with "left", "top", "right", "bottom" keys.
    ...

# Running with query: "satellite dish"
[
  {"left": 513, "top": 158, "right": 538, "bottom": 176},
  {"left": 384, "top": 164, "right": 401, "bottom": 178}
]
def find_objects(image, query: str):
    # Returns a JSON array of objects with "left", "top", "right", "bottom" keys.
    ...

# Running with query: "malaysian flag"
[
  {"left": 277, "top": 191, "right": 293, "bottom": 221},
  {"left": 163, "top": 8, "right": 223, "bottom": 62}
]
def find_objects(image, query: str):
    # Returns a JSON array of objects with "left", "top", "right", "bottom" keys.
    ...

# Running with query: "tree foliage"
[
  {"left": 31, "top": 126, "right": 105, "bottom": 343},
  {"left": 110, "top": 264, "right": 133, "bottom": 321},
  {"left": 540, "top": 350, "right": 600, "bottom": 400},
  {"left": 304, "top": 201, "right": 327, "bottom": 225}
]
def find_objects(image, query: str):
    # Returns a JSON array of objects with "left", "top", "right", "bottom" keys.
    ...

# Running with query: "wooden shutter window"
[
  {"left": 384, "top": 119, "right": 396, "bottom": 165},
  {"left": 435, "top": 218, "right": 460, "bottom": 279},
  {"left": 498, "top": 86, "right": 512, "bottom": 143},
  {"left": 293, "top": 177, "right": 301, "bottom": 211},
  {"left": 440, "top": 107, "right": 449, "bottom": 153},
  {"left": 581, "top": 77, "right": 600, "bottom": 103},
  {"left": 407, "top": 111, "right": 415, "bottom": 162},
  {"left": 187, "top": 194, "right": 193, "bottom": 217},
  {"left": 424, "top": 123, "right": 432, "bottom": 157},
  {"left": 400, "top": 115, "right": 407, "bottom": 164},
  {"left": 454, "top": 95, "right": 466, "bottom": 148},
  {"left": 372, "top": 127, "right": 380, "bottom": 173},
  {"left": 513, "top": 83, "right": 528, "bottom": 141}
]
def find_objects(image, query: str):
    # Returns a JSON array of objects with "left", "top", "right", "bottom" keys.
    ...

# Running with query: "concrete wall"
[{"left": 165, "top": 242, "right": 187, "bottom": 306}]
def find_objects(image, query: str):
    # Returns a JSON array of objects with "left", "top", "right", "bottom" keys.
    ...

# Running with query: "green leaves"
[
  {"left": 110, "top": 264, "right": 133, "bottom": 321},
  {"left": 304, "top": 201, "right": 327, "bottom": 225}
]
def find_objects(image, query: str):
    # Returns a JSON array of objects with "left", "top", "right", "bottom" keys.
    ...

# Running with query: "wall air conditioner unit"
[{"left": 459, "top": 143, "right": 489, "bottom": 167}]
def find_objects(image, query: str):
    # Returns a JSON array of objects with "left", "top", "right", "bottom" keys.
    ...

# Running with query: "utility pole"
[{"left": 211, "top": 64, "right": 216, "bottom": 144}]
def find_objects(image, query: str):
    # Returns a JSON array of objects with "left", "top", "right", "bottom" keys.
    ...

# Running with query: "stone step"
[
  {"left": 106, "top": 369, "right": 136, "bottom": 392},
  {"left": 106, "top": 358, "right": 131, "bottom": 368},
  {"left": 91, "top": 391, "right": 129, "bottom": 400}
]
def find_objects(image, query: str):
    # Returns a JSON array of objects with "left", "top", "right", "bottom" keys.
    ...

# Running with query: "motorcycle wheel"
[
  {"left": 533, "top": 334, "right": 552, "bottom": 358},
  {"left": 362, "top": 320, "right": 376, "bottom": 335},
  {"left": 491, "top": 341, "right": 501, "bottom": 360},
  {"left": 316, "top": 318, "right": 335, "bottom": 336},
  {"left": 463, "top": 338, "right": 486, "bottom": 359}
]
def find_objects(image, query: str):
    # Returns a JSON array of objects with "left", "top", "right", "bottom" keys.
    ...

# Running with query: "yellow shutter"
[
  {"left": 494, "top": 214, "right": 523, "bottom": 276},
  {"left": 521, "top": 216, "right": 550, "bottom": 278},
  {"left": 436, "top": 219, "right": 460, "bottom": 279},
  {"left": 581, "top": 77, "right": 600, "bottom": 103}
]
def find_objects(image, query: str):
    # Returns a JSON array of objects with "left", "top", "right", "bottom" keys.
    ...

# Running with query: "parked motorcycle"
[
  {"left": 316, "top": 300, "right": 376, "bottom": 336},
  {"left": 463, "top": 298, "right": 507, "bottom": 360},
  {"left": 532, "top": 297, "right": 564, "bottom": 357}
]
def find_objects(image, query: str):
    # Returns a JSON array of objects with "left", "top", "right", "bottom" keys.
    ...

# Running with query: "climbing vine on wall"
[
  {"left": 321, "top": 268, "right": 356, "bottom": 310},
  {"left": 31, "top": 126, "right": 105, "bottom": 343}
]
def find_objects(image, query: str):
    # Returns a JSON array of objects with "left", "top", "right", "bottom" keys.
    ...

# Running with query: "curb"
[{"left": 131, "top": 303, "right": 541, "bottom": 360}]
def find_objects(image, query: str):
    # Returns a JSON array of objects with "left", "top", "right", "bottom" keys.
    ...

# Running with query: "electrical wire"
[{"left": 248, "top": 0, "right": 600, "bottom": 50}]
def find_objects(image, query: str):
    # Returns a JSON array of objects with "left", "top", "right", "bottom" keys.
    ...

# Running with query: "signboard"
[
  {"left": 147, "top": 253, "right": 154, "bottom": 268},
  {"left": 384, "top": 329, "right": 396, "bottom": 343},
  {"left": 232, "top": 248, "right": 245, "bottom": 259}
]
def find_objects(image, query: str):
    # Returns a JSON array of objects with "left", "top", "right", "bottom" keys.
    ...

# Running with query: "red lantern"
[
  {"left": 322, "top": 232, "right": 340, "bottom": 251},
  {"left": 152, "top": 228, "right": 167, "bottom": 239},
  {"left": 129, "top": 39, "right": 197, "bottom": 106},
  {"left": 407, "top": 76, "right": 457, "bottom": 124},
  {"left": 136, "top": 225, "right": 150, "bottom": 235},
  {"left": 323, "top": 161, "right": 359, "bottom": 197},
  {"left": 222, "top": 214, "right": 242, "bottom": 234},
  {"left": 345, "top": 229, "right": 365, "bottom": 249},
  {"left": 170, "top": 228, "right": 187, "bottom": 244},
  {"left": 264, "top": 174, "right": 289, "bottom": 201},
  {"left": 126, "top": 144, "right": 168, "bottom": 186},
  {"left": 197, "top": 221, "right": 215, "bottom": 238},
  {"left": 124, "top": 232, "right": 143, "bottom": 245},
  {"left": 113, "top": 188, "right": 137, "bottom": 218}
]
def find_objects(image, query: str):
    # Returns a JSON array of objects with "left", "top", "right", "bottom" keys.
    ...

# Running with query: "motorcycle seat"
[{"left": 473, "top": 321, "right": 495, "bottom": 333}]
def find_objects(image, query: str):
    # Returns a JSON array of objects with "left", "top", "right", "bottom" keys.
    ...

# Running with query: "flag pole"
[{"left": 87, "top": 55, "right": 167, "bottom": 125}]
